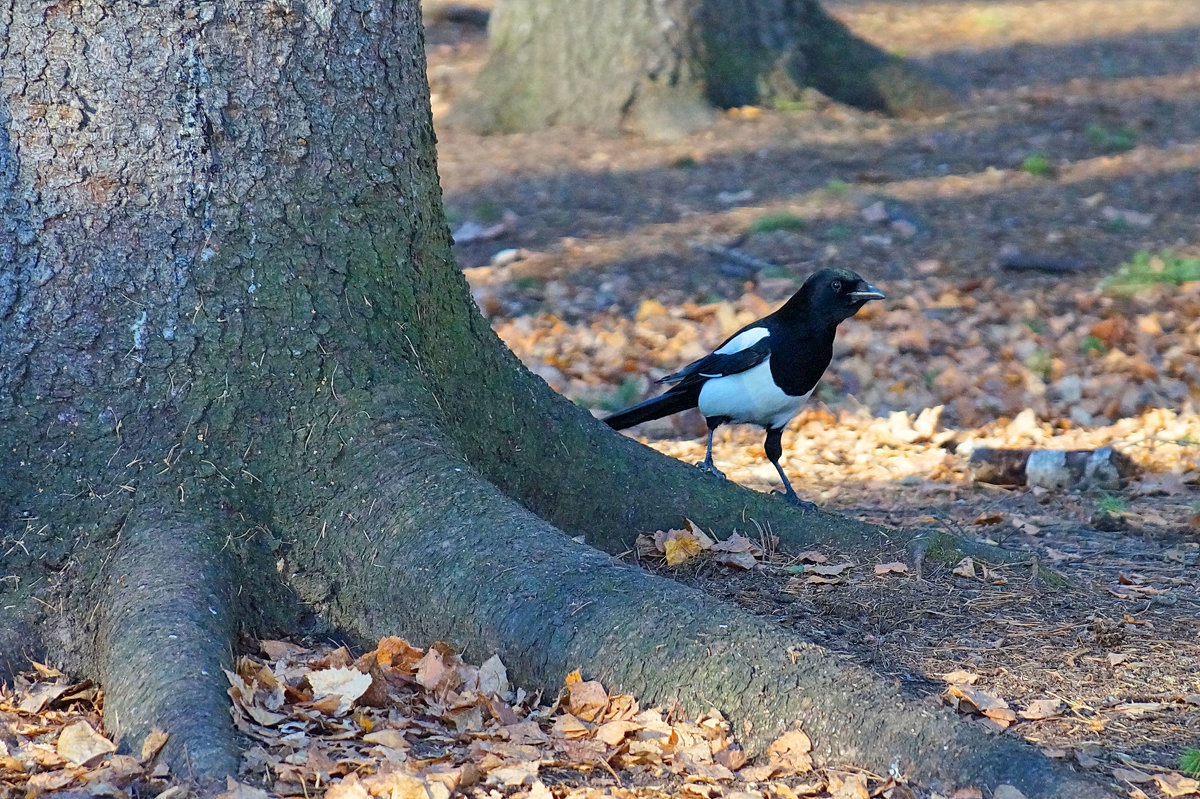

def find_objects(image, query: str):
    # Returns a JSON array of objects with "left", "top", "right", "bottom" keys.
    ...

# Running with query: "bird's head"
[{"left": 785, "top": 266, "right": 885, "bottom": 327}]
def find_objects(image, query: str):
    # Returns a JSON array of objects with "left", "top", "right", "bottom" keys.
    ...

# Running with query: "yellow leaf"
[
  {"left": 564, "top": 669, "right": 583, "bottom": 685},
  {"left": 664, "top": 535, "right": 704, "bottom": 566}
]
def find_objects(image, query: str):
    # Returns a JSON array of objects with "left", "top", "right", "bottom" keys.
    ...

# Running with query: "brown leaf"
[
  {"left": 476, "top": 654, "right": 510, "bottom": 697},
  {"left": 25, "top": 770, "right": 79, "bottom": 792},
  {"left": 552, "top": 713, "right": 592, "bottom": 740},
  {"left": 594, "top": 720, "right": 640, "bottom": 746},
  {"left": 1112, "top": 767, "right": 1153, "bottom": 783},
  {"left": 713, "top": 745, "right": 747, "bottom": 771},
  {"left": 828, "top": 772, "right": 868, "bottom": 799},
  {"left": 259, "top": 639, "right": 308, "bottom": 661},
  {"left": 714, "top": 550, "right": 758, "bottom": 570},
  {"left": 983, "top": 706, "right": 1017, "bottom": 727},
  {"left": 370, "top": 636, "right": 422, "bottom": 672},
  {"left": 794, "top": 551, "right": 828, "bottom": 564},
  {"left": 874, "top": 561, "right": 908, "bottom": 575},
  {"left": 710, "top": 533, "right": 759, "bottom": 554},
  {"left": 808, "top": 563, "right": 851, "bottom": 576},
  {"left": 362, "top": 729, "right": 410, "bottom": 750},
  {"left": 945, "top": 685, "right": 1009, "bottom": 717},
  {"left": 1153, "top": 772, "right": 1200, "bottom": 797},
  {"left": 415, "top": 646, "right": 462, "bottom": 695},
  {"left": 952, "top": 557, "right": 976, "bottom": 578},
  {"left": 57, "top": 719, "right": 117, "bottom": 766},
  {"left": 567, "top": 679, "right": 609, "bottom": 721},
  {"left": 766, "top": 729, "right": 812, "bottom": 775},
  {"left": 325, "top": 773, "right": 373, "bottom": 799},
  {"left": 217, "top": 777, "right": 274, "bottom": 799},
  {"left": 941, "top": 669, "right": 979, "bottom": 685},
  {"left": 139, "top": 728, "right": 169, "bottom": 763},
  {"left": 993, "top": 787, "right": 1029, "bottom": 799},
  {"left": 1018, "top": 699, "right": 1062, "bottom": 720},
  {"left": 18, "top": 682, "right": 72, "bottom": 713}
]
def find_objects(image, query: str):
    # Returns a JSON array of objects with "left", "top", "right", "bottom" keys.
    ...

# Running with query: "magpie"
[{"left": 604, "top": 267, "right": 885, "bottom": 509}]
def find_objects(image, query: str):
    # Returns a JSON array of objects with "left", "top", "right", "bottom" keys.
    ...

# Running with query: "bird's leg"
[
  {"left": 765, "top": 427, "right": 816, "bottom": 512},
  {"left": 696, "top": 419, "right": 726, "bottom": 479}
]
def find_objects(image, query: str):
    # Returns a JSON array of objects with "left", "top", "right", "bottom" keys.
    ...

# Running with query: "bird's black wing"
[{"left": 656, "top": 335, "right": 771, "bottom": 388}]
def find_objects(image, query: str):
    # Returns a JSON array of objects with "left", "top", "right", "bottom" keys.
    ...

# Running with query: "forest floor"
[{"left": 4, "top": 1, "right": 1200, "bottom": 798}]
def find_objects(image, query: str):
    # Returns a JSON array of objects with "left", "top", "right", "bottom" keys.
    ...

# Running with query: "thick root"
[
  {"left": 94, "top": 508, "right": 243, "bottom": 784},
  {"left": 288, "top": 415, "right": 1113, "bottom": 799}
]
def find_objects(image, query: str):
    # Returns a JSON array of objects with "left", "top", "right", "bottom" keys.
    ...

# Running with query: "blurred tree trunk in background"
[{"left": 457, "top": 0, "right": 959, "bottom": 136}]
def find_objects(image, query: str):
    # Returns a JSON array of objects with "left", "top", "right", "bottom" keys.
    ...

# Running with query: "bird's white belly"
[{"left": 697, "top": 359, "right": 812, "bottom": 429}]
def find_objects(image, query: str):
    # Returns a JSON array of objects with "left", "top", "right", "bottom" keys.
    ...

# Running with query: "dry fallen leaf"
[
  {"left": 874, "top": 561, "right": 908, "bottom": 576},
  {"left": 993, "top": 786, "right": 1029, "bottom": 799},
  {"left": 56, "top": 719, "right": 117, "bottom": 766},
  {"left": 945, "top": 685, "right": 1013, "bottom": 726},
  {"left": 217, "top": 777, "right": 273, "bottom": 799},
  {"left": 325, "top": 773, "right": 373, "bottom": 799},
  {"left": 1153, "top": 772, "right": 1200, "bottom": 797},
  {"left": 665, "top": 534, "right": 706, "bottom": 565},
  {"left": 1019, "top": 698, "right": 1062, "bottom": 720},
  {"left": 567, "top": 679, "right": 609, "bottom": 722},
  {"left": 808, "top": 563, "right": 851, "bottom": 576},
  {"left": 952, "top": 557, "right": 976, "bottom": 578},
  {"left": 766, "top": 729, "right": 812, "bottom": 775},
  {"left": 306, "top": 667, "right": 373, "bottom": 715},
  {"left": 1112, "top": 767, "right": 1154, "bottom": 784},
  {"left": 941, "top": 669, "right": 980, "bottom": 685},
  {"left": 139, "top": 727, "right": 170, "bottom": 763}
]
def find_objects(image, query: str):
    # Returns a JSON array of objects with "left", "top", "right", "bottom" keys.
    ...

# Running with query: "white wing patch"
[
  {"left": 713, "top": 326, "right": 770, "bottom": 355},
  {"left": 697, "top": 357, "right": 813, "bottom": 429}
]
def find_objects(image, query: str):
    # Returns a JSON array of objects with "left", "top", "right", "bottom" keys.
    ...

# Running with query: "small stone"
[{"left": 860, "top": 200, "right": 889, "bottom": 223}]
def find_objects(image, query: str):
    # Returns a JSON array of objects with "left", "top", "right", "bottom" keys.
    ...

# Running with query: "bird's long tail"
[{"left": 604, "top": 388, "right": 699, "bottom": 430}]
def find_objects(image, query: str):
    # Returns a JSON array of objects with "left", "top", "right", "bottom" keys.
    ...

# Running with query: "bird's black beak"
[{"left": 848, "top": 283, "right": 886, "bottom": 302}]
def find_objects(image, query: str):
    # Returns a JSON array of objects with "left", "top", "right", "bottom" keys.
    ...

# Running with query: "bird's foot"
[
  {"left": 775, "top": 490, "right": 817, "bottom": 512},
  {"left": 695, "top": 461, "right": 726, "bottom": 479}
]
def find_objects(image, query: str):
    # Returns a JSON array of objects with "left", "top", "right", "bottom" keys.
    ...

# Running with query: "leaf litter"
[{"left": 0, "top": 638, "right": 931, "bottom": 799}]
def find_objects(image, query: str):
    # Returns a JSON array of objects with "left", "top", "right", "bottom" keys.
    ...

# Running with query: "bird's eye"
[{"left": 832, "top": 280, "right": 842, "bottom": 292}]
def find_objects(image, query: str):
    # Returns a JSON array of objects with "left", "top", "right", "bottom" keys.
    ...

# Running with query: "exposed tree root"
[
  {"left": 93, "top": 508, "right": 243, "bottom": 784},
  {"left": 282, "top": 413, "right": 1115, "bottom": 799}
]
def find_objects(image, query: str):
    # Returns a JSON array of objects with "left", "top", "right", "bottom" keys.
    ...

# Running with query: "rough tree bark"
[
  {"left": 0, "top": 0, "right": 1104, "bottom": 796},
  {"left": 456, "top": 0, "right": 960, "bottom": 137}
]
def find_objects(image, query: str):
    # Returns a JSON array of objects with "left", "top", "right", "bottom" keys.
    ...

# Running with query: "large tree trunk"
[
  {"left": 0, "top": 0, "right": 1099, "bottom": 796},
  {"left": 456, "top": 0, "right": 960, "bottom": 137}
]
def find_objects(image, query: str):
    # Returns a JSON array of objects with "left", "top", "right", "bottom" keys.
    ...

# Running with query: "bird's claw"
[
  {"left": 695, "top": 461, "right": 726, "bottom": 479},
  {"left": 775, "top": 490, "right": 817, "bottom": 512}
]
